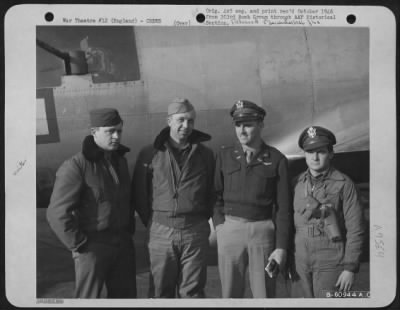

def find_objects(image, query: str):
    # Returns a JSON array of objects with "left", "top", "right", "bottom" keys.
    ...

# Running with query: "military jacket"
[
  {"left": 292, "top": 167, "right": 365, "bottom": 272},
  {"left": 132, "top": 127, "right": 215, "bottom": 229},
  {"left": 213, "top": 142, "right": 292, "bottom": 249},
  {"left": 47, "top": 135, "right": 132, "bottom": 252}
]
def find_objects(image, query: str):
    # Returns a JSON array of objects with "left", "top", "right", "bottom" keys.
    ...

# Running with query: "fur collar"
[
  {"left": 153, "top": 126, "right": 211, "bottom": 151},
  {"left": 82, "top": 135, "right": 130, "bottom": 162}
]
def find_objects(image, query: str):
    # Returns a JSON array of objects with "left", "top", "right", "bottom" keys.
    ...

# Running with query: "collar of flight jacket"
[
  {"left": 299, "top": 166, "right": 346, "bottom": 183},
  {"left": 230, "top": 141, "right": 273, "bottom": 166},
  {"left": 82, "top": 135, "right": 130, "bottom": 162},
  {"left": 153, "top": 126, "right": 211, "bottom": 151}
]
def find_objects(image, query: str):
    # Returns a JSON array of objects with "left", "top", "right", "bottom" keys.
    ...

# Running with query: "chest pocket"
[
  {"left": 251, "top": 165, "right": 276, "bottom": 196},
  {"left": 225, "top": 163, "right": 241, "bottom": 191},
  {"left": 325, "top": 190, "right": 342, "bottom": 212}
]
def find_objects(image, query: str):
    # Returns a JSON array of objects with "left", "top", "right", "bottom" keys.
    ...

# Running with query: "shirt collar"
[
  {"left": 166, "top": 138, "right": 191, "bottom": 152},
  {"left": 301, "top": 167, "right": 345, "bottom": 182},
  {"left": 233, "top": 141, "right": 271, "bottom": 164}
]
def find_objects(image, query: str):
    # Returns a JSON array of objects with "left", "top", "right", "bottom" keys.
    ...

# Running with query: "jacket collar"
[
  {"left": 82, "top": 135, "right": 130, "bottom": 162},
  {"left": 153, "top": 126, "right": 211, "bottom": 151}
]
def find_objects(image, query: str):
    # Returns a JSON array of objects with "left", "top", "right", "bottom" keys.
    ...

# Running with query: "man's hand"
[
  {"left": 335, "top": 270, "right": 354, "bottom": 292},
  {"left": 215, "top": 224, "right": 224, "bottom": 233},
  {"left": 268, "top": 248, "right": 287, "bottom": 267},
  {"left": 208, "top": 223, "right": 222, "bottom": 248}
]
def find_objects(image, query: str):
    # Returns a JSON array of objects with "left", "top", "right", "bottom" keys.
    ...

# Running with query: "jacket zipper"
[
  {"left": 166, "top": 149, "right": 179, "bottom": 217},
  {"left": 167, "top": 144, "right": 196, "bottom": 217}
]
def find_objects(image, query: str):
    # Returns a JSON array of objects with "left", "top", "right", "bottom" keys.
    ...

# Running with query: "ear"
[
  {"left": 329, "top": 152, "right": 334, "bottom": 160},
  {"left": 167, "top": 116, "right": 172, "bottom": 126},
  {"left": 258, "top": 121, "right": 265, "bottom": 129},
  {"left": 90, "top": 127, "right": 98, "bottom": 136}
]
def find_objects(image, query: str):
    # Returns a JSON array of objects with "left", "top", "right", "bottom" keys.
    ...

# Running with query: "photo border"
[{"left": 4, "top": 3, "right": 398, "bottom": 308}]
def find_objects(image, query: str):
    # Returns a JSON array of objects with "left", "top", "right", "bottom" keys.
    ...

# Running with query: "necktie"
[
  {"left": 105, "top": 155, "right": 120, "bottom": 185},
  {"left": 246, "top": 151, "right": 253, "bottom": 163}
]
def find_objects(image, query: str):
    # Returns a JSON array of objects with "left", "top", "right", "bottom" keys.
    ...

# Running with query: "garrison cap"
[
  {"left": 168, "top": 98, "right": 195, "bottom": 116},
  {"left": 298, "top": 126, "right": 336, "bottom": 151},
  {"left": 90, "top": 108, "right": 122, "bottom": 127},
  {"left": 230, "top": 100, "right": 266, "bottom": 122}
]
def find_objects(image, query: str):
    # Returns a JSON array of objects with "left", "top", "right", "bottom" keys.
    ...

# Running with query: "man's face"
[
  {"left": 92, "top": 122, "right": 123, "bottom": 151},
  {"left": 168, "top": 111, "right": 196, "bottom": 143},
  {"left": 304, "top": 146, "right": 333, "bottom": 175},
  {"left": 235, "top": 120, "right": 263, "bottom": 146}
]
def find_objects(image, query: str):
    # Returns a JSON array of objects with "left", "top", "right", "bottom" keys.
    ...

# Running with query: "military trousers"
[
  {"left": 216, "top": 216, "right": 276, "bottom": 298},
  {"left": 72, "top": 232, "right": 137, "bottom": 298},
  {"left": 148, "top": 220, "right": 210, "bottom": 298},
  {"left": 291, "top": 226, "right": 344, "bottom": 298}
]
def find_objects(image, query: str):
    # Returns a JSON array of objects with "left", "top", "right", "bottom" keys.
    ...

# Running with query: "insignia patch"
[
  {"left": 236, "top": 100, "right": 244, "bottom": 109},
  {"left": 257, "top": 158, "right": 272, "bottom": 165},
  {"left": 307, "top": 126, "right": 317, "bottom": 138}
]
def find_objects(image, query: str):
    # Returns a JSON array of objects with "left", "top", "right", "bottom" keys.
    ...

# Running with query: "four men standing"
[{"left": 46, "top": 102, "right": 366, "bottom": 299}]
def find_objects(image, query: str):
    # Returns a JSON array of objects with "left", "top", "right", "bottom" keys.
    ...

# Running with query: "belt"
[
  {"left": 86, "top": 228, "right": 131, "bottom": 239},
  {"left": 296, "top": 224, "right": 326, "bottom": 238},
  {"left": 225, "top": 215, "right": 271, "bottom": 223}
]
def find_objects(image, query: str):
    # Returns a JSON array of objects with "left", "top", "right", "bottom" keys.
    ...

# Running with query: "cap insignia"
[
  {"left": 307, "top": 127, "right": 317, "bottom": 138},
  {"left": 236, "top": 100, "right": 244, "bottom": 109}
]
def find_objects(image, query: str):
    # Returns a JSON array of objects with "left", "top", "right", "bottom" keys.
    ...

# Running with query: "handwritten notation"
[
  {"left": 13, "top": 160, "right": 26, "bottom": 176},
  {"left": 373, "top": 225, "right": 384, "bottom": 258}
]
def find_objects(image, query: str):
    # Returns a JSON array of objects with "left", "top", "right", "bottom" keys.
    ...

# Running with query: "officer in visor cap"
[
  {"left": 290, "top": 126, "right": 365, "bottom": 298},
  {"left": 230, "top": 100, "right": 266, "bottom": 122},
  {"left": 213, "top": 100, "right": 292, "bottom": 298},
  {"left": 298, "top": 126, "right": 337, "bottom": 152}
]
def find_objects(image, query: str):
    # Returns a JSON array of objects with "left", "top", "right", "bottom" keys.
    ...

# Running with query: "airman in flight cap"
[
  {"left": 47, "top": 108, "right": 136, "bottom": 298},
  {"left": 132, "top": 97, "right": 215, "bottom": 298}
]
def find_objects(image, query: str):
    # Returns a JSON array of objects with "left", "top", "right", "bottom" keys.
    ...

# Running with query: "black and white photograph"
[{"left": 4, "top": 4, "right": 397, "bottom": 308}]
